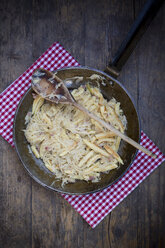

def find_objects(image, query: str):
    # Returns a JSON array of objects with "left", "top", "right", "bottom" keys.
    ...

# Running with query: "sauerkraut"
[{"left": 24, "top": 85, "right": 127, "bottom": 185}]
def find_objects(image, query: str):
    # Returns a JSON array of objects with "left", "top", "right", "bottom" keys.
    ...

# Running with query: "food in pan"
[{"left": 24, "top": 83, "right": 127, "bottom": 185}]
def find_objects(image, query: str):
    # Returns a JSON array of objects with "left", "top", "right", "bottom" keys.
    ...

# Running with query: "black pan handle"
[{"left": 105, "top": 0, "right": 164, "bottom": 78}]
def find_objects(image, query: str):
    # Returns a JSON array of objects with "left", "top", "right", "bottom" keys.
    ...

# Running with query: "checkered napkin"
[{"left": 0, "top": 42, "right": 164, "bottom": 228}]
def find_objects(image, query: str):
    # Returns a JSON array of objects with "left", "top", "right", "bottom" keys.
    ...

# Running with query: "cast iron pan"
[{"left": 13, "top": 0, "right": 163, "bottom": 194}]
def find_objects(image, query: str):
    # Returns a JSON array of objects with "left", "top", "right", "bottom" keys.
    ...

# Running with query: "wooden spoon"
[{"left": 31, "top": 68, "right": 156, "bottom": 159}]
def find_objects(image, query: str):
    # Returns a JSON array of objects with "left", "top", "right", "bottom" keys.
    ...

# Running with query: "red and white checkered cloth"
[{"left": 0, "top": 42, "right": 164, "bottom": 228}]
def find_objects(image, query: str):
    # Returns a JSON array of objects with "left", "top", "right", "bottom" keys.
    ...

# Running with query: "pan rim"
[{"left": 13, "top": 66, "right": 141, "bottom": 195}]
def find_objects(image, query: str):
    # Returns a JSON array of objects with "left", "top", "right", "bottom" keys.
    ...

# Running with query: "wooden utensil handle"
[{"left": 73, "top": 102, "right": 157, "bottom": 159}]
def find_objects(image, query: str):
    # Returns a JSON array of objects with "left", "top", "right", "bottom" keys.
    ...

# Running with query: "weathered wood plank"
[
  {"left": 0, "top": 0, "right": 33, "bottom": 246},
  {"left": 105, "top": 1, "right": 141, "bottom": 247},
  {"left": 31, "top": 1, "right": 85, "bottom": 247},
  {"left": 136, "top": 2, "right": 165, "bottom": 247}
]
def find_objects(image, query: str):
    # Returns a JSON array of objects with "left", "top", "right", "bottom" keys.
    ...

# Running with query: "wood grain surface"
[{"left": 0, "top": 0, "right": 165, "bottom": 247}]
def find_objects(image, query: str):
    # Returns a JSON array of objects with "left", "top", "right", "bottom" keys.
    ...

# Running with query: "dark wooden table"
[{"left": 0, "top": 0, "right": 165, "bottom": 247}]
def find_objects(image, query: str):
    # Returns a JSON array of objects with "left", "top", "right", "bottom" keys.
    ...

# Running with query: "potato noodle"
[{"left": 24, "top": 85, "right": 127, "bottom": 185}]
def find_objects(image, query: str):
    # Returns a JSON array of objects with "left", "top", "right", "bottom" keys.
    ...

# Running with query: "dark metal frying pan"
[{"left": 13, "top": 0, "right": 163, "bottom": 194}]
